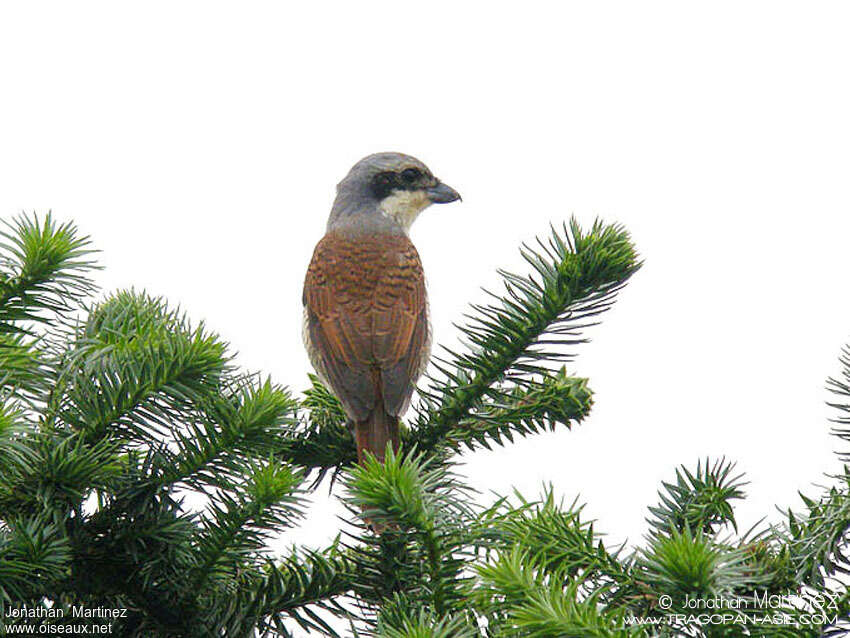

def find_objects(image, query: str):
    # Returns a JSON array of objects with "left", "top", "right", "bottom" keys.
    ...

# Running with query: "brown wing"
[{"left": 303, "top": 231, "right": 428, "bottom": 421}]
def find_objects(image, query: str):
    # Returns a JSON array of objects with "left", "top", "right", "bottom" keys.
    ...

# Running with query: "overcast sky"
[{"left": 2, "top": 2, "right": 850, "bottom": 564}]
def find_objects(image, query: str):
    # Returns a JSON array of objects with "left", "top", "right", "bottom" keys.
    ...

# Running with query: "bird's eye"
[
  {"left": 371, "top": 171, "right": 396, "bottom": 199},
  {"left": 401, "top": 168, "right": 421, "bottom": 183}
]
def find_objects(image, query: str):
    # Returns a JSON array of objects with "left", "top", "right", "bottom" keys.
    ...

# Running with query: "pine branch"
[
  {"left": 274, "top": 375, "right": 357, "bottom": 481},
  {"left": 0, "top": 432, "right": 119, "bottom": 516},
  {"left": 647, "top": 458, "right": 746, "bottom": 537},
  {"left": 190, "top": 461, "right": 304, "bottom": 590},
  {"left": 781, "top": 466, "right": 850, "bottom": 587},
  {"left": 343, "top": 449, "right": 474, "bottom": 618},
  {"left": 0, "top": 516, "right": 71, "bottom": 605},
  {"left": 734, "top": 532, "right": 796, "bottom": 595},
  {"left": 52, "top": 290, "right": 230, "bottom": 442},
  {"left": 224, "top": 546, "right": 354, "bottom": 637},
  {"left": 65, "top": 489, "right": 199, "bottom": 634},
  {"left": 0, "top": 213, "right": 98, "bottom": 335},
  {"left": 345, "top": 448, "right": 468, "bottom": 533},
  {"left": 376, "top": 601, "right": 479, "bottom": 638},
  {"left": 0, "top": 402, "right": 35, "bottom": 484},
  {"left": 507, "top": 580, "right": 644, "bottom": 638},
  {"left": 410, "top": 219, "right": 640, "bottom": 453},
  {"left": 154, "top": 376, "right": 299, "bottom": 493},
  {"left": 635, "top": 526, "right": 762, "bottom": 607},
  {"left": 827, "top": 344, "right": 850, "bottom": 461},
  {"left": 783, "top": 345, "right": 850, "bottom": 587},
  {"left": 0, "top": 333, "right": 50, "bottom": 406},
  {"left": 477, "top": 489, "right": 636, "bottom": 598},
  {"left": 475, "top": 549, "right": 643, "bottom": 637},
  {"left": 407, "top": 368, "right": 592, "bottom": 453}
]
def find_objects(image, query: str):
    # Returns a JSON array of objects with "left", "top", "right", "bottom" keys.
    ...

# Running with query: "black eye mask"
[{"left": 370, "top": 169, "right": 427, "bottom": 199}]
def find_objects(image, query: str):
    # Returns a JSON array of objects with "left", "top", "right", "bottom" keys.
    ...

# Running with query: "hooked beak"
[{"left": 426, "top": 181, "right": 462, "bottom": 204}]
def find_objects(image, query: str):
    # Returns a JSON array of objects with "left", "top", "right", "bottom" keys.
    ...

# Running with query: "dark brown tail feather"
[
  {"left": 354, "top": 400, "right": 400, "bottom": 534},
  {"left": 354, "top": 398, "right": 399, "bottom": 464}
]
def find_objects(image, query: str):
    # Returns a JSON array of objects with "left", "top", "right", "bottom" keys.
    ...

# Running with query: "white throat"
[{"left": 379, "top": 190, "right": 432, "bottom": 233}]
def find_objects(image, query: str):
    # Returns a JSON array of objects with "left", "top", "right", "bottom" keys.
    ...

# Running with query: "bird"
[{"left": 303, "top": 152, "right": 461, "bottom": 465}]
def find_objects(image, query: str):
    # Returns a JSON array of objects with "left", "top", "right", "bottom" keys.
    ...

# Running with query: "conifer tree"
[{"left": 1, "top": 213, "right": 849, "bottom": 637}]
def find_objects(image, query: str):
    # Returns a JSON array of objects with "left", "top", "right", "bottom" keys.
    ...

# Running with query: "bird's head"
[{"left": 329, "top": 152, "right": 461, "bottom": 233}]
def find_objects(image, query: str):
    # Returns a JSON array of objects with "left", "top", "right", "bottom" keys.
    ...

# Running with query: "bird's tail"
[{"left": 354, "top": 399, "right": 399, "bottom": 464}]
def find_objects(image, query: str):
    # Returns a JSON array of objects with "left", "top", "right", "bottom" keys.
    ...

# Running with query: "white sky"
[{"left": 2, "top": 0, "right": 850, "bottom": 586}]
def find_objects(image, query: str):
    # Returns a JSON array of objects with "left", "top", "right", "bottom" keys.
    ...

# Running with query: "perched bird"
[{"left": 303, "top": 152, "right": 461, "bottom": 464}]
